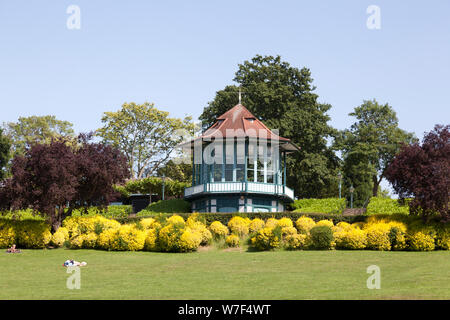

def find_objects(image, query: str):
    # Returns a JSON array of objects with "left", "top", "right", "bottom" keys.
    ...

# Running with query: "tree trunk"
[{"left": 372, "top": 175, "right": 379, "bottom": 197}]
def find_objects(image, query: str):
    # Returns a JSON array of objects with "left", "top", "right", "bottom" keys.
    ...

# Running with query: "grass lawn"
[{"left": 0, "top": 247, "right": 449, "bottom": 300}]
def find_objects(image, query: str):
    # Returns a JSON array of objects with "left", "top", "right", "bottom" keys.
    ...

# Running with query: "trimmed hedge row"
[{"left": 116, "top": 211, "right": 368, "bottom": 226}]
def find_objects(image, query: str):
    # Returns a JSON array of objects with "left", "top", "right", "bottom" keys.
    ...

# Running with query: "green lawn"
[{"left": 0, "top": 247, "right": 449, "bottom": 299}]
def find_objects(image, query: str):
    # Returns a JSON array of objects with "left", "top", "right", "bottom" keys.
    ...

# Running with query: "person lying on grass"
[
  {"left": 63, "top": 260, "right": 87, "bottom": 267},
  {"left": 6, "top": 244, "right": 21, "bottom": 253}
]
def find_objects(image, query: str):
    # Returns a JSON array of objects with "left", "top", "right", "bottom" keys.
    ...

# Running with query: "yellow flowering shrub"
[
  {"left": 97, "top": 228, "right": 117, "bottom": 250},
  {"left": 250, "top": 227, "right": 281, "bottom": 251},
  {"left": 225, "top": 234, "right": 240, "bottom": 247},
  {"left": 0, "top": 221, "right": 16, "bottom": 248},
  {"left": 50, "top": 227, "right": 69, "bottom": 247},
  {"left": 144, "top": 228, "right": 159, "bottom": 251},
  {"left": 63, "top": 215, "right": 120, "bottom": 238},
  {"left": 364, "top": 223, "right": 391, "bottom": 251},
  {"left": 228, "top": 216, "right": 250, "bottom": 237},
  {"left": 408, "top": 231, "right": 435, "bottom": 251},
  {"left": 387, "top": 221, "right": 407, "bottom": 250},
  {"left": 139, "top": 218, "right": 161, "bottom": 230},
  {"left": 186, "top": 215, "right": 212, "bottom": 245},
  {"left": 265, "top": 218, "right": 278, "bottom": 229},
  {"left": 281, "top": 226, "right": 297, "bottom": 237},
  {"left": 436, "top": 225, "right": 450, "bottom": 250},
  {"left": 69, "top": 235, "right": 84, "bottom": 249},
  {"left": 158, "top": 223, "right": 184, "bottom": 252},
  {"left": 82, "top": 232, "right": 98, "bottom": 249},
  {"left": 334, "top": 227, "right": 367, "bottom": 250},
  {"left": 277, "top": 217, "right": 294, "bottom": 228},
  {"left": 178, "top": 228, "right": 202, "bottom": 252},
  {"left": 352, "top": 222, "right": 365, "bottom": 229},
  {"left": 209, "top": 221, "right": 229, "bottom": 239},
  {"left": 110, "top": 225, "right": 146, "bottom": 251},
  {"left": 249, "top": 218, "right": 265, "bottom": 234},
  {"left": 284, "top": 233, "right": 308, "bottom": 250},
  {"left": 166, "top": 215, "right": 185, "bottom": 226},
  {"left": 295, "top": 216, "right": 316, "bottom": 234},
  {"left": 316, "top": 219, "right": 334, "bottom": 228},
  {"left": 15, "top": 221, "right": 51, "bottom": 249}
]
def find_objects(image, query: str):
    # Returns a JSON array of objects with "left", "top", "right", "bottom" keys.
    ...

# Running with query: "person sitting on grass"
[
  {"left": 6, "top": 244, "right": 21, "bottom": 253},
  {"left": 63, "top": 259, "right": 87, "bottom": 267}
]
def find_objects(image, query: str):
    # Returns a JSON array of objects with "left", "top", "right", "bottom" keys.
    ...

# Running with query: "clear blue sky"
[{"left": 1, "top": 1, "right": 448, "bottom": 145}]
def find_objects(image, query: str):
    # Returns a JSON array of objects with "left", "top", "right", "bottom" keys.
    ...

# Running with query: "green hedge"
[
  {"left": 291, "top": 198, "right": 347, "bottom": 214},
  {"left": 366, "top": 197, "right": 410, "bottom": 215},
  {"left": 137, "top": 199, "right": 191, "bottom": 216},
  {"left": 116, "top": 211, "right": 367, "bottom": 226}
]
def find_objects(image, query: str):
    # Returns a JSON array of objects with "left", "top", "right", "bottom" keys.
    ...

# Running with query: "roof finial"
[{"left": 238, "top": 87, "right": 242, "bottom": 105}]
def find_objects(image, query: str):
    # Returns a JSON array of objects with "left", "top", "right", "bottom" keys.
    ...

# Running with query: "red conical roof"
[{"left": 202, "top": 104, "right": 290, "bottom": 142}]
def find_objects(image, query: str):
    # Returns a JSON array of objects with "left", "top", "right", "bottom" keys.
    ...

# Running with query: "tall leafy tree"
[
  {"left": 335, "top": 99, "right": 416, "bottom": 204},
  {"left": 3, "top": 115, "right": 75, "bottom": 157},
  {"left": 385, "top": 124, "right": 449, "bottom": 222},
  {"left": 200, "top": 55, "right": 339, "bottom": 198},
  {"left": 157, "top": 159, "right": 193, "bottom": 183},
  {"left": 0, "top": 135, "right": 129, "bottom": 231},
  {"left": 97, "top": 102, "right": 195, "bottom": 179},
  {"left": 0, "top": 128, "right": 11, "bottom": 180}
]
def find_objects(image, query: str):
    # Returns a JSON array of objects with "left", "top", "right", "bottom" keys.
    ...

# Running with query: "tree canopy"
[
  {"left": 97, "top": 102, "right": 195, "bottom": 179},
  {"left": 200, "top": 55, "right": 339, "bottom": 198},
  {"left": 0, "top": 135, "right": 129, "bottom": 231},
  {"left": 385, "top": 124, "right": 449, "bottom": 221},
  {"left": 0, "top": 128, "right": 11, "bottom": 180},
  {"left": 335, "top": 99, "right": 416, "bottom": 205},
  {"left": 3, "top": 115, "right": 75, "bottom": 157}
]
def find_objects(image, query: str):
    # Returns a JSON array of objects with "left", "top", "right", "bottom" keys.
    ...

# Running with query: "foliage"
[
  {"left": 333, "top": 226, "right": 367, "bottom": 250},
  {"left": 209, "top": 221, "right": 229, "bottom": 240},
  {"left": 50, "top": 227, "right": 69, "bottom": 247},
  {"left": 199, "top": 55, "right": 339, "bottom": 198},
  {"left": 137, "top": 199, "right": 191, "bottom": 215},
  {"left": 0, "top": 135, "right": 129, "bottom": 231},
  {"left": 249, "top": 218, "right": 265, "bottom": 234},
  {"left": 156, "top": 159, "right": 193, "bottom": 183},
  {"left": 3, "top": 115, "right": 75, "bottom": 158},
  {"left": 0, "top": 128, "right": 10, "bottom": 180},
  {"left": 366, "top": 197, "right": 410, "bottom": 215},
  {"left": 96, "top": 102, "right": 195, "bottom": 179},
  {"left": 315, "top": 219, "right": 334, "bottom": 228},
  {"left": 335, "top": 99, "right": 416, "bottom": 205},
  {"left": 310, "top": 225, "right": 334, "bottom": 249},
  {"left": 117, "top": 177, "right": 190, "bottom": 201},
  {"left": 13, "top": 220, "right": 52, "bottom": 249},
  {"left": 385, "top": 124, "right": 450, "bottom": 222},
  {"left": 0, "top": 220, "right": 15, "bottom": 248},
  {"left": 291, "top": 198, "right": 346, "bottom": 214},
  {"left": 284, "top": 233, "right": 308, "bottom": 250},
  {"left": 250, "top": 226, "right": 282, "bottom": 251},
  {"left": 295, "top": 216, "right": 316, "bottom": 234},
  {"left": 363, "top": 222, "right": 392, "bottom": 251},
  {"left": 225, "top": 234, "right": 240, "bottom": 247},
  {"left": 227, "top": 216, "right": 250, "bottom": 237},
  {"left": 119, "top": 211, "right": 367, "bottom": 227}
]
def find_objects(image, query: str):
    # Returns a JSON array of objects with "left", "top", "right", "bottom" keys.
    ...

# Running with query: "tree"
[
  {"left": 385, "top": 125, "right": 449, "bottom": 222},
  {"left": 0, "top": 135, "right": 129, "bottom": 231},
  {"left": 156, "top": 159, "right": 193, "bottom": 183},
  {"left": 335, "top": 99, "right": 416, "bottom": 203},
  {"left": 200, "top": 55, "right": 339, "bottom": 198},
  {"left": 97, "top": 102, "right": 195, "bottom": 179},
  {"left": 0, "top": 128, "right": 10, "bottom": 180},
  {"left": 3, "top": 115, "right": 75, "bottom": 157}
]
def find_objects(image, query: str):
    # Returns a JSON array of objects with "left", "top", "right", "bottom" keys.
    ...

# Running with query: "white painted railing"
[{"left": 184, "top": 182, "right": 294, "bottom": 200}]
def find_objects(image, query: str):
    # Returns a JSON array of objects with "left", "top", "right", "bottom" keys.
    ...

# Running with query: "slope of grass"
[
  {"left": 137, "top": 199, "right": 191, "bottom": 216},
  {"left": 0, "top": 248, "right": 448, "bottom": 300}
]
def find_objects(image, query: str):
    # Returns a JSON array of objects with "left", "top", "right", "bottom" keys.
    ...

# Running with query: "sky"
[{"left": 0, "top": 1, "right": 449, "bottom": 193}]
